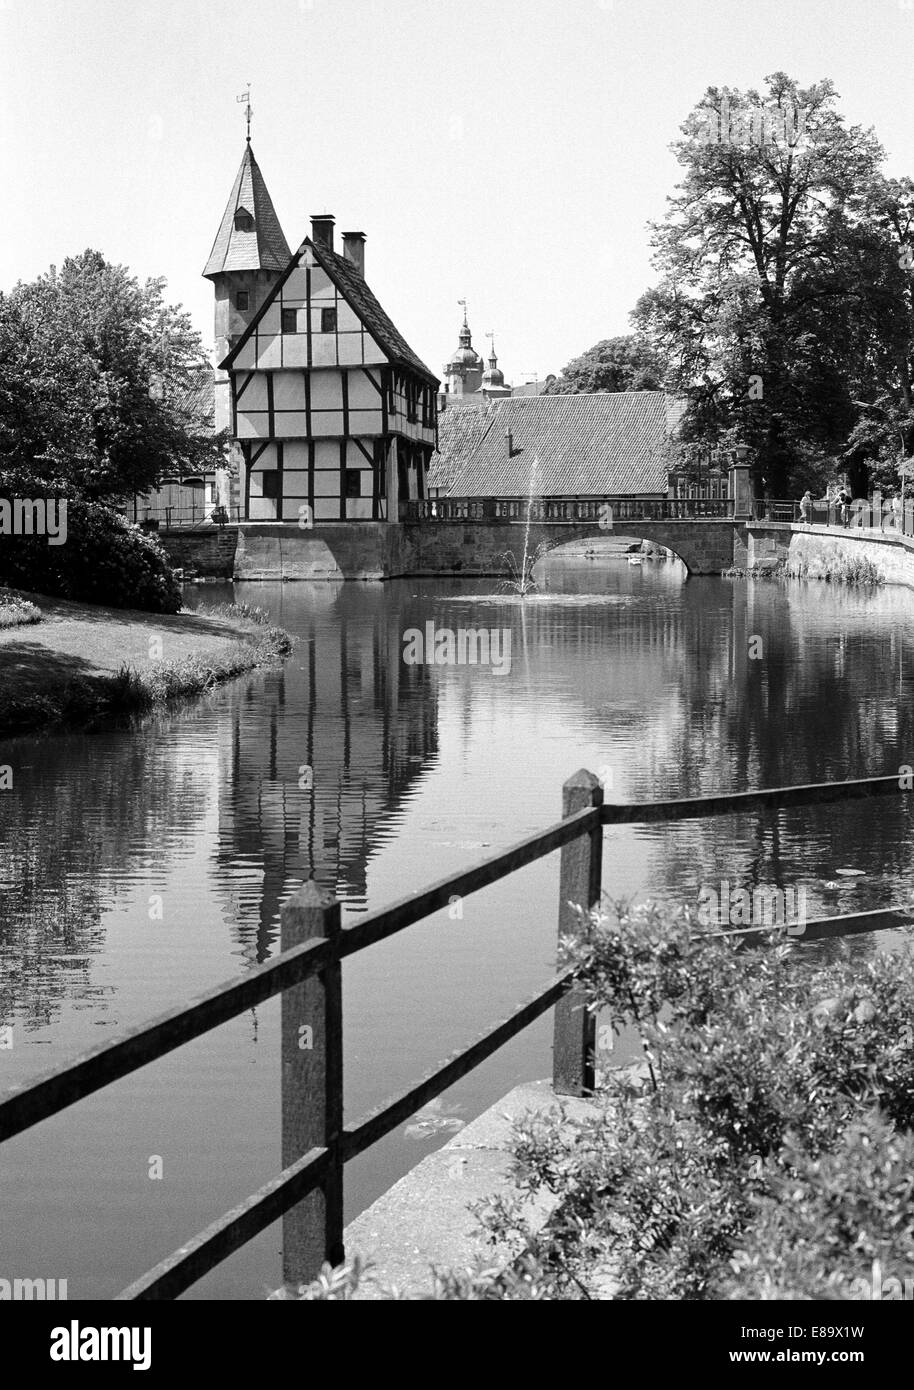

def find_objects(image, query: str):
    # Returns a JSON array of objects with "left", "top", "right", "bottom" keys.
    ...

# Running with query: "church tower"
[
  {"left": 443, "top": 304, "right": 484, "bottom": 396},
  {"left": 480, "top": 334, "right": 511, "bottom": 398},
  {"left": 203, "top": 137, "right": 291, "bottom": 444}
]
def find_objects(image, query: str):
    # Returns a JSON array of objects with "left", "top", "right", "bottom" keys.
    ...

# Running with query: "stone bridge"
[
  {"left": 396, "top": 518, "right": 745, "bottom": 578},
  {"left": 157, "top": 501, "right": 751, "bottom": 581},
  {"left": 394, "top": 498, "right": 749, "bottom": 578}
]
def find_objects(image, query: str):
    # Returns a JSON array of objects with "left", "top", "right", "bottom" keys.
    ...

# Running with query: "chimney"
[
  {"left": 310, "top": 214, "right": 335, "bottom": 249},
  {"left": 505, "top": 428, "right": 513, "bottom": 457},
  {"left": 342, "top": 231, "right": 366, "bottom": 276}
]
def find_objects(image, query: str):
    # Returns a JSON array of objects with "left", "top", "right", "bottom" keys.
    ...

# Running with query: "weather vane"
[
  {"left": 458, "top": 297, "right": 468, "bottom": 325},
  {"left": 237, "top": 86, "right": 253, "bottom": 142}
]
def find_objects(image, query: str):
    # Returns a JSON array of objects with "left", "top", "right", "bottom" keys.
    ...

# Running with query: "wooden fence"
[{"left": 0, "top": 769, "right": 911, "bottom": 1299}]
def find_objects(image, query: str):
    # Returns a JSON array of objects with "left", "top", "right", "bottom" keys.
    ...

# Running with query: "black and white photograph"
[{"left": 2, "top": 0, "right": 913, "bottom": 1361}]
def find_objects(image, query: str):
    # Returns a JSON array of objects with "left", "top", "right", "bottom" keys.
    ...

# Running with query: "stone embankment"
[{"left": 747, "top": 521, "right": 914, "bottom": 588}]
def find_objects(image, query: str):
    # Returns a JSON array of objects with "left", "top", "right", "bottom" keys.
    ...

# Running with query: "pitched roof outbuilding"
[
  {"left": 203, "top": 143, "right": 291, "bottom": 278},
  {"left": 428, "top": 391, "right": 681, "bottom": 496}
]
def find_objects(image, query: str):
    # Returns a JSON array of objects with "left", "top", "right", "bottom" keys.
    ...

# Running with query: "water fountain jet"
[{"left": 500, "top": 454, "right": 543, "bottom": 597}]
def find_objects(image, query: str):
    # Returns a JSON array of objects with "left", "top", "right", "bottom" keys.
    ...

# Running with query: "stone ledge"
[{"left": 337, "top": 1080, "right": 600, "bottom": 1300}]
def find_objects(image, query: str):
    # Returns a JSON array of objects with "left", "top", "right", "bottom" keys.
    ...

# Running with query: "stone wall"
[
  {"left": 748, "top": 522, "right": 914, "bottom": 589},
  {"left": 156, "top": 527, "right": 238, "bottom": 579},
  {"left": 234, "top": 524, "right": 389, "bottom": 580}
]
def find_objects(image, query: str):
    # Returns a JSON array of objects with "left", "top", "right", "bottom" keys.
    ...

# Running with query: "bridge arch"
[
  {"left": 533, "top": 529, "right": 692, "bottom": 573},
  {"left": 485, "top": 518, "right": 739, "bottom": 578}
]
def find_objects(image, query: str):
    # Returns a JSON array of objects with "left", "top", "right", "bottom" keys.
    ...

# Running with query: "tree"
[
  {"left": 0, "top": 250, "right": 220, "bottom": 500},
  {"left": 633, "top": 74, "right": 903, "bottom": 496},
  {"left": 543, "top": 334, "right": 666, "bottom": 395}
]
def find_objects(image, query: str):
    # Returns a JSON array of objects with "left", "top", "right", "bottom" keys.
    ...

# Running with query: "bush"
[
  {"left": 0, "top": 590, "right": 41, "bottom": 627},
  {"left": 720, "top": 1113, "right": 914, "bottom": 1300},
  {"left": 0, "top": 499, "right": 181, "bottom": 613},
  {"left": 442, "top": 901, "right": 914, "bottom": 1300}
]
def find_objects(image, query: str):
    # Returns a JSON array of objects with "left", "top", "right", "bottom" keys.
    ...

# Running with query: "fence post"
[
  {"left": 553, "top": 769, "right": 604, "bottom": 1097},
  {"left": 280, "top": 880, "right": 344, "bottom": 1288}
]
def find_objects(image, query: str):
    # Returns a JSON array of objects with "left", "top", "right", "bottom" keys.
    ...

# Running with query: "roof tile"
[
  {"left": 427, "top": 392, "right": 679, "bottom": 496},
  {"left": 203, "top": 144, "right": 291, "bottom": 278},
  {"left": 311, "top": 240, "right": 438, "bottom": 385}
]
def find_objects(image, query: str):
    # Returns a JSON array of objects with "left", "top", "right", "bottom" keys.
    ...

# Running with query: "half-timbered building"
[{"left": 204, "top": 143, "right": 439, "bottom": 523}]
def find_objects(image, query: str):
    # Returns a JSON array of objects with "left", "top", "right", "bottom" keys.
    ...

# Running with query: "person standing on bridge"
[{"left": 799, "top": 490, "right": 813, "bottom": 524}]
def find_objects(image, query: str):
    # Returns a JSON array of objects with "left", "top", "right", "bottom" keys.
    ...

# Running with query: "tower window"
[
  {"left": 235, "top": 291, "right": 250, "bottom": 311},
  {"left": 234, "top": 209, "right": 254, "bottom": 232},
  {"left": 281, "top": 308, "right": 298, "bottom": 334},
  {"left": 321, "top": 307, "right": 337, "bottom": 333},
  {"left": 261, "top": 472, "right": 279, "bottom": 499},
  {"left": 344, "top": 468, "right": 361, "bottom": 498}
]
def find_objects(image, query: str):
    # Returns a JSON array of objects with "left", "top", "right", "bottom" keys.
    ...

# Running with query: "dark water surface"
[{"left": 2, "top": 556, "right": 914, "bottom": 1297}]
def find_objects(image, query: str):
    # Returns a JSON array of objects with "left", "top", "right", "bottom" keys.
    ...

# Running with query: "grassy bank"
[{"left": 0, "top": 593, "right": 291, "bottom": 737}]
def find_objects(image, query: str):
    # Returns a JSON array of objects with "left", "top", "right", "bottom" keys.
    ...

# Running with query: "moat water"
[{"left": 2, "top": 554, "right": 914, "bottom": 1297}]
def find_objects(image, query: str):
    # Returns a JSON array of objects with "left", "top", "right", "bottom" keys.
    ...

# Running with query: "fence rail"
[
  {"left": 132, "top": 504, "right": 243, "bottom": 530},
  {"left": 2, "top": 769, "right": 912, "bottom": 1299},
  {"left": 753, "top": 496, "right": 914, "bottom": 536}
]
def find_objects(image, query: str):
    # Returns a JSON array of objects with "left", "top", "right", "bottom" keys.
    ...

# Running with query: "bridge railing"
[
  {"left": 2, "top": 768, "right": 912, "bottom": 1299},
  {"left": 411, "top": 496, "right": 734, "bottom": 523}
]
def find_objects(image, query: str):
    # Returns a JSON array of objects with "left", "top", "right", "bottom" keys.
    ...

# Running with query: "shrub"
[
  {"left": 720, "top": 1113, "right": 914, "bottom": 1300},
  {"left": 0, "top": 590, "right": 41, "bottom": 627},
  {"left": 0, "top": 500, "right": 181, "bottom": 612},
  {"left": 438, "top": 901, "right": 914, "bottom": 1300}
]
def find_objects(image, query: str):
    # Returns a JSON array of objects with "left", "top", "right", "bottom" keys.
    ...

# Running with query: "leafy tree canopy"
[
  {"left": 0, "top": 249, "right": 220, "bottom": 500},
  {"left": 543, "top": 334, "right": 667, "bottom": 395},
  {"left": 632, "top": 73, "right": 914, "bottom": 496}
]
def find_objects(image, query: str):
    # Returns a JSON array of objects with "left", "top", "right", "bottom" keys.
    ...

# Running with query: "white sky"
[{"left": 2, "top": 0, "right": 913, "bottom": 384}]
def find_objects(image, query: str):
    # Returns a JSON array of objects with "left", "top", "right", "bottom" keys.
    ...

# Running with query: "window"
[
  {"left": 261, "top": 472, "right": 279, "bottom": 499},
  {"left": 344, "top": 468, "right": 361, "bottom": 499},
  {"left": 235, "top": 290, "right": 249, "bottom": 311},
  {"left": 281, "top": 308, "right": 298, "bottom": 334},
  {"left": 234, "top": 209, "right": 254, "bottom": 233},
  {"left": 321, "top": 307, "right": 337, "bottom": 333},
  {"left": 407, "top": 380, "right": 418, "bottom": 422}
]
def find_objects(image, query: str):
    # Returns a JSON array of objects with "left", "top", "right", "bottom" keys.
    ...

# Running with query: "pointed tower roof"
[
  {"left": 203, "top": 143, "right": 291, "bottom": 279},
  {"left": 447, "top": 305, "right": 482, "bottom": 369},
  {"left": 482, "top": 334, "right": 505, "bottom": 386}
]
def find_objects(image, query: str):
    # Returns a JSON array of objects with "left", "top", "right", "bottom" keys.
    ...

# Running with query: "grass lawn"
[{"left": 0, "top": 592, "right": 291, "bottom": 735}]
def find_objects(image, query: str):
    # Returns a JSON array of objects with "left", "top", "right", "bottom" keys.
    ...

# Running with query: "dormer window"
[{"left": 234, "top": 208, "right": 254, "bottom": 233}]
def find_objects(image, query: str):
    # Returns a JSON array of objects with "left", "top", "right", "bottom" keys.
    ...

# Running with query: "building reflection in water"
[{"left": 214, "top": 582, "right": 439, "bottom": 964}]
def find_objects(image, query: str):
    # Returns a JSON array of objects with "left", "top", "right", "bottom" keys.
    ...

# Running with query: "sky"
[{"left": 2, "top": 0, "right": 914, "bottom": 386}]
